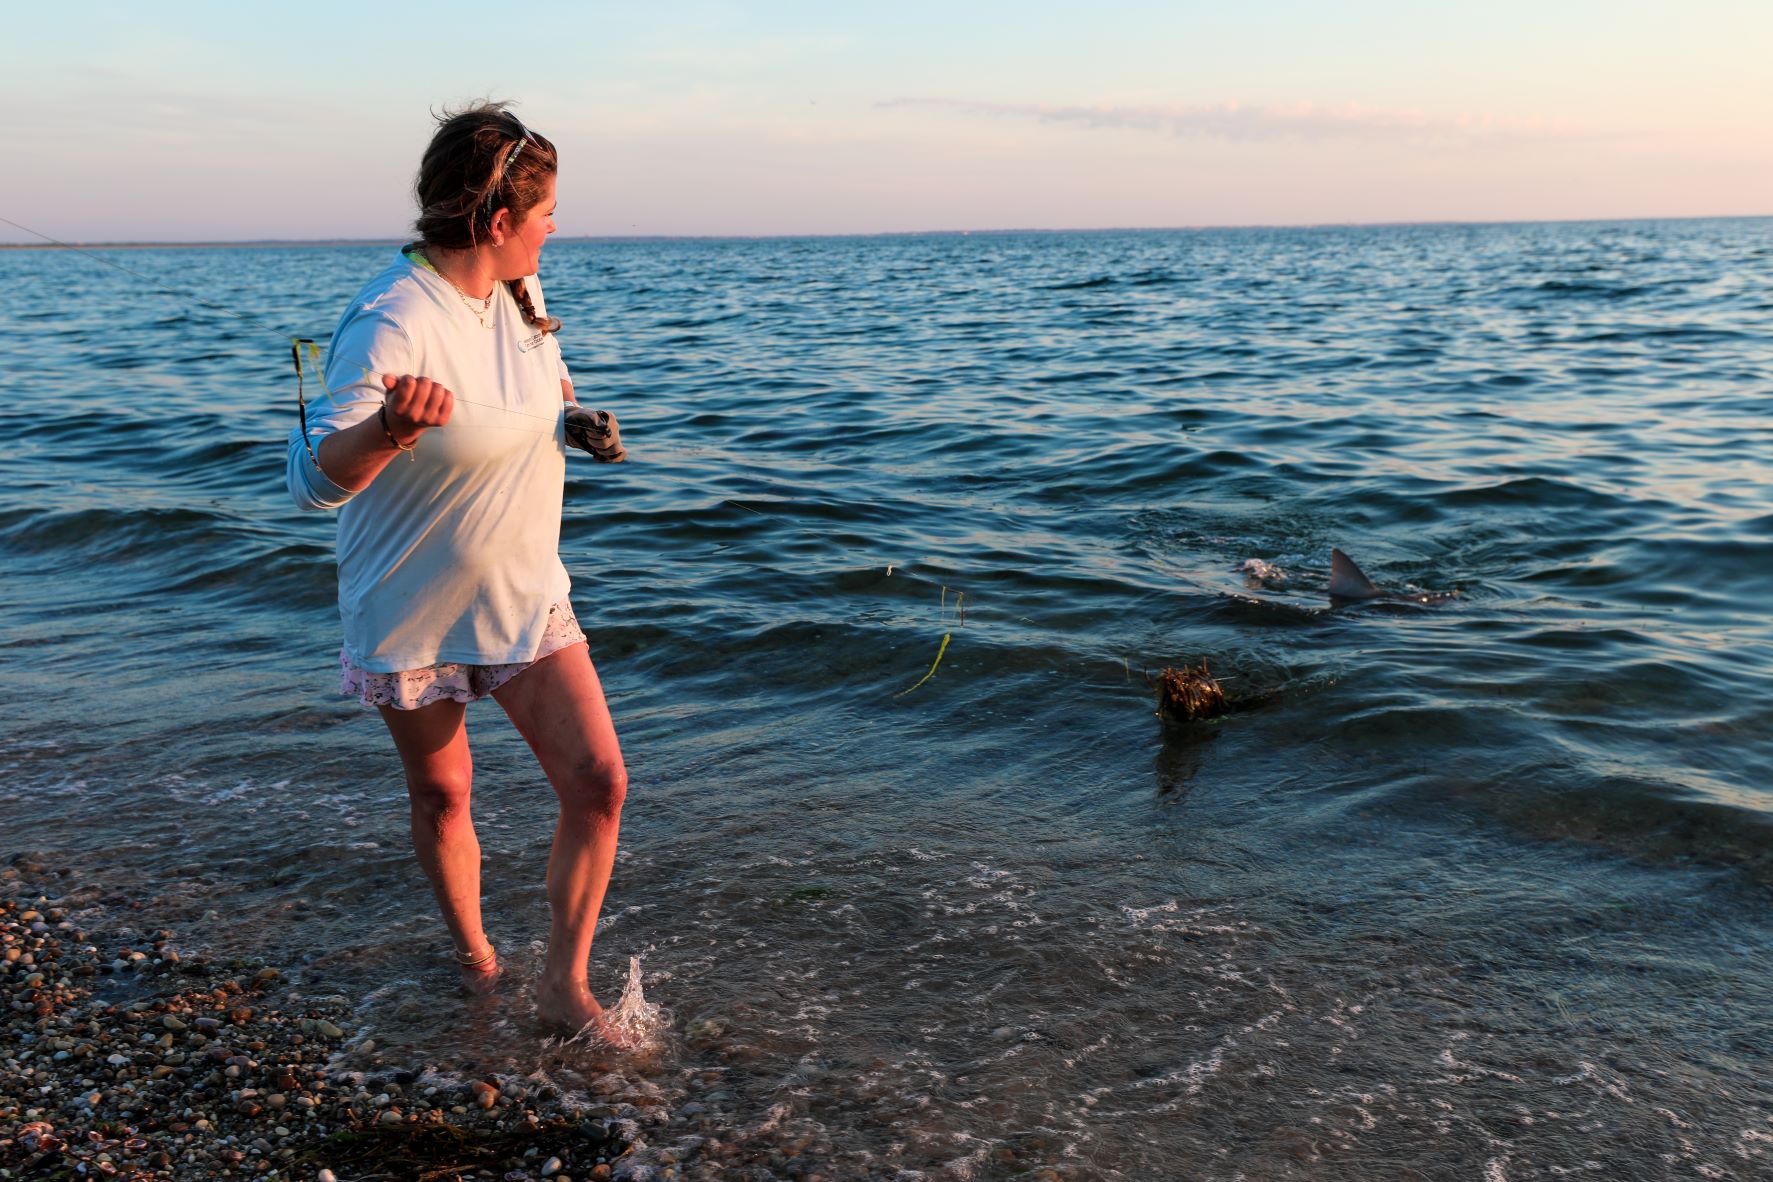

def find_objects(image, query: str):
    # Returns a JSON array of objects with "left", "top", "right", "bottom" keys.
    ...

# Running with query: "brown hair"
[{"left": 413, "top": 101, "right": 562, "bottom": 334}]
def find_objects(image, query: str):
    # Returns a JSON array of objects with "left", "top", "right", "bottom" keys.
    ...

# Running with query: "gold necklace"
[
  {"left": 411, "top": 248, "right": 497, "bottom": 330},
  {"left": 450, "top": 284, "right": 497, "bottom": 330}
]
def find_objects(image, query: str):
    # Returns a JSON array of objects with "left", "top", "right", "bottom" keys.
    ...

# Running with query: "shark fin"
[{"left": 1328, "top": 548, "right": 1383, "bottom": 600}]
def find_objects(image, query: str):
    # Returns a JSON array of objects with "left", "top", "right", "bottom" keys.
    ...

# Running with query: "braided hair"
[{"left": 413, "top": 101, "right": 562, "bottom": 336}]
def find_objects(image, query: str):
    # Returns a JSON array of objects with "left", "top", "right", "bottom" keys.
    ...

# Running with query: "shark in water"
[{"left": 1327, "top": 548, "right": 1457, "bottom": 605}]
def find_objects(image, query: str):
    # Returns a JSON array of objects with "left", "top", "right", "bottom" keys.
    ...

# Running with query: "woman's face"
[{"left": 493, "top": 173, "right": 557, "bottom": 279}]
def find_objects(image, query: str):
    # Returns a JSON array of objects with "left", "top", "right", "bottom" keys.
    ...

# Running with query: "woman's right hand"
[{"left": 382, "top": 373, "right": 454, "bottom": 444}]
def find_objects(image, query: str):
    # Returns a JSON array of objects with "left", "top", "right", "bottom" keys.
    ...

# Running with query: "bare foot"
[{"left": 536, "top": 979, "right": 604, "bottom": 1035}]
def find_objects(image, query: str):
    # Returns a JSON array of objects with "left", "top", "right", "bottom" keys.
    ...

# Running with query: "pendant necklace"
[
  {"left": 450, "top": 284, "right": 496, "bottom": 329},
  {"left": 409, "top": 247, "right": 497, "bottom": 330}
]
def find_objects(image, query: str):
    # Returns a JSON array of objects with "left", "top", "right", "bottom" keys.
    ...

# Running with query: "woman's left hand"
[{"left": 564, "top": 405, "right": 626, "bottom": 462}]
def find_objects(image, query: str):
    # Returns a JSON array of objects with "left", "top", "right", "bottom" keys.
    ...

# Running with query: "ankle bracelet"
[{"left": 454, "top": 944, "right": 496, "bottom": 968}]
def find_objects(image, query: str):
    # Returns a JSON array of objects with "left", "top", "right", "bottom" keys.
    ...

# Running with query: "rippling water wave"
[{"left": 3, "top": 219, "right": 1770, "bottom": 1178}]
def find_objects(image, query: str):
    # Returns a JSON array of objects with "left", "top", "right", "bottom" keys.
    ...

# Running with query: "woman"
[{"left": 287, "top": 102, "right": 626, "bottom": 1033}]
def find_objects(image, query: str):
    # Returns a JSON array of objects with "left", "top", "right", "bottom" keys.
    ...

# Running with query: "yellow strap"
[{"left": 896, "top": 632, "right": 952, "bottom": 697}]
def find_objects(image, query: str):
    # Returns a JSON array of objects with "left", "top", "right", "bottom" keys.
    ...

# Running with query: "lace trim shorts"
[{"left": 340, "top": 598, "right": 588, "bottom": 711}]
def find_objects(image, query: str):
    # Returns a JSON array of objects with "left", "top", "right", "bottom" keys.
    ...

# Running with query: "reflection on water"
[{"left": 3, "top": 219, "right": 1772, "bottom": 1177}]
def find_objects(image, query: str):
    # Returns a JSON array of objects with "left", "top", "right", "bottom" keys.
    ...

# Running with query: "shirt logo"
[{"left": 517, "top": 330, "right": 545, "bottom": 353}]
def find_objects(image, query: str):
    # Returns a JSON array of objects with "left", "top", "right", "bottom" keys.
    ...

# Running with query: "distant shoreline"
[
  {"left": 0, "top": 239, "right": 410, "bottom": 252},
  {"left": 3, "top": 213, "right": 1769, "bottom": 251}
]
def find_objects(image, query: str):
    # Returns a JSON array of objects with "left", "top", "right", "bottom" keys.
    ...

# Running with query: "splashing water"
[
  {"left": 1238, "top": 557, "right": 1286, "bottom": 585},
  {"left": 595, "top": 956, "right": 666, "bottom": 1050}
]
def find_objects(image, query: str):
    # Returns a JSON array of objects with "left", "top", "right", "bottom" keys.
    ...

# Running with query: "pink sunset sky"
[{"left": 2, "top": 0, "right": 1768, "bottom": 242}]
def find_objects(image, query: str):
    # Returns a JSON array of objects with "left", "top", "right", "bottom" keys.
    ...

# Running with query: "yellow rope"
[{"left": 896, "top": 632, "right": 952, "bottom": 698}]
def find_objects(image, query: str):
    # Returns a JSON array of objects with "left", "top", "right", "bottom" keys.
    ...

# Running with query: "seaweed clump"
[{"left": 1156, "top": 662, "right": 1227, "bottom": 723}]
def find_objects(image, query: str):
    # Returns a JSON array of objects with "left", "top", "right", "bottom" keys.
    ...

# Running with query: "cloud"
[{"left": 877, "top": 97, "right": 1587, "bottom": 145}]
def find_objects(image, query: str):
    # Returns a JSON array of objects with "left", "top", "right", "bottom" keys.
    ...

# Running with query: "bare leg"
[
  {"left": 380, "top": 699, "right": 500, "bottom": 993},
  {"left": 492, "top": 642, "right": 627, "bottom": 1031}
]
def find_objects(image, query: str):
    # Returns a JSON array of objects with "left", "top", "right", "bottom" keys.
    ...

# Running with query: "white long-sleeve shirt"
[{"left": 287, "top": 248, "right": 572, "bottom": 673}]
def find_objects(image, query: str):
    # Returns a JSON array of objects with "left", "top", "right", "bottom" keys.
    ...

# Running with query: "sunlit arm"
[{"left": 287, "top": 374, "right": 453, "bottom": 509}]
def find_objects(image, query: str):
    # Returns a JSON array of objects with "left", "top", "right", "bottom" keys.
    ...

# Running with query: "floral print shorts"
[{"left": 340, "top": 598, "right": 587, "bottom": 711}]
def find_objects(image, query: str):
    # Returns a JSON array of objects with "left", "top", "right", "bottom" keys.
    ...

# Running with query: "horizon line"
[{"left": 2, "top": 211, "right": 1769, "bottom": 251}]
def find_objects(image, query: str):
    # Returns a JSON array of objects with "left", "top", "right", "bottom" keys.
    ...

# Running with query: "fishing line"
[{"left": 0, "top": 213, "right": 570, "bottom": 464}]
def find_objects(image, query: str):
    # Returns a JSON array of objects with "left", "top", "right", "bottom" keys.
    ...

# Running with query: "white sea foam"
[{"left": 596, "top": 955, "right": 668, "bottom": 1050}]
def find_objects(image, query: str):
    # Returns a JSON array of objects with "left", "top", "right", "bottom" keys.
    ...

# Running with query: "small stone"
[
  {"left": 379, "top": 1108, "right": 403, "bottom": 1123},
  {"left": 256, "top": 967, "right": 280, "bottom": 981},
  {"left": 318, "top": 1171, "right": 338, "bottom": 1182},
  {"left": 543, "top": 1157, "right": 564, "bottom": 1177},
  {"left": 163, "top": 1016, "right": 187, "bottom": 1031},
  {"left": 316, "top": 1020, "right": 345, "bottom": 1039}
]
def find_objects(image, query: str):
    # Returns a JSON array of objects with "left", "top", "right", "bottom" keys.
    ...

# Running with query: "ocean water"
[{"left": 3, "top": 219, "right": 1771, "bottom": 1179}]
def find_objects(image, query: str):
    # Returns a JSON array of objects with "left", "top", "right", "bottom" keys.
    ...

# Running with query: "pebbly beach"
[{"left": 0, "top": 860, "right": 863, "bottom": 1182}]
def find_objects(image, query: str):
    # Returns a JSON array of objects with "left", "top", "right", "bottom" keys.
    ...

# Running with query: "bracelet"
[
  {"left": 454, "top": 944, "right": 496, "bottom": 968},
  {"left": 379, "top": 406, "right": 418, "bottom": 460}
]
